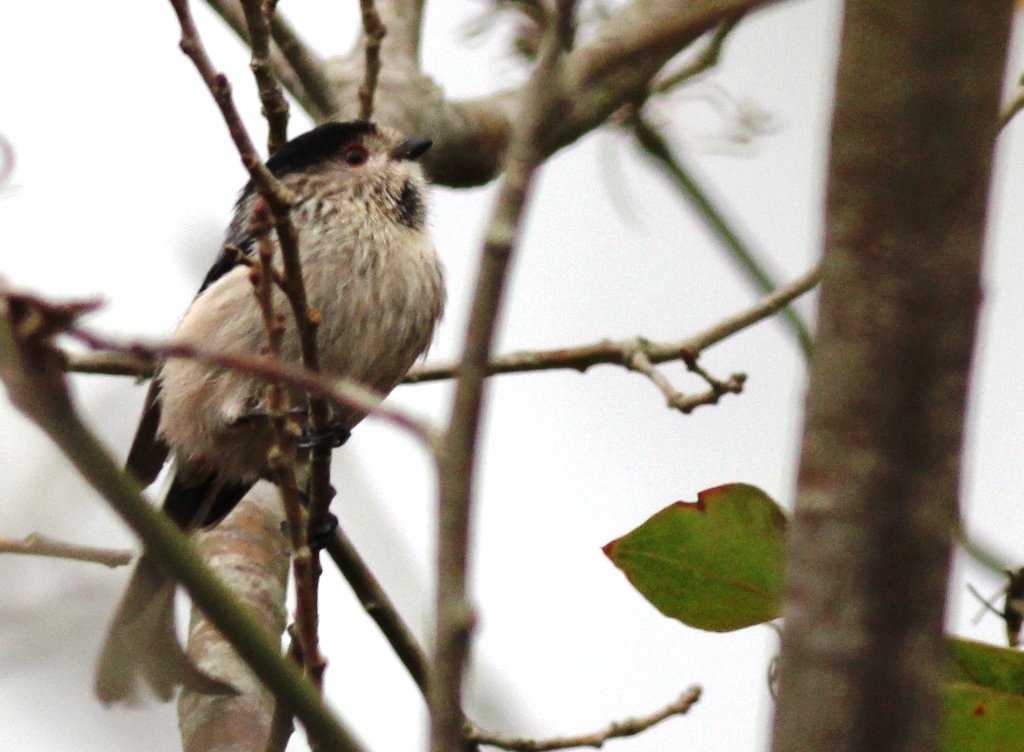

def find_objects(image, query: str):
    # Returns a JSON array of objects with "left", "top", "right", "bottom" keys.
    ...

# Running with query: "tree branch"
[
  {"left": 248, "top": 209, "right": 325, "bottom": 689},
  {"left": 66, "top": 327, "right": 442, "bottom": 450},
  {"left": 239, "top": 0, "right": 290, "bottom": 152},
  {"left": 357, "top": 0, "right": 387, "bottom": 121},
  {"left": 431, "top": 18, "right": 571, "bottom": 752},
  {"left": 206, "top": 0, "right": 776, "bottom": 187},
  {"left": 63, "top": 264, "right": 821, "bottom": 410},
  {"left": 179, "top": 484, "right": 292, "bottom": 752},
  {"left": 204, "top": 0, "right": 336, "bottom": 119},
  {"left": 0, "top": 533, "right": 132, "bottom": 568},
  {"left": 468, "top": 686, "right": 702, "bottom": 751},
  {"left": 325, "top": 526, "right": 430, "bottom": 695},
  {"left": 406, "top": 264, "right": 821, "bottom": 382}
]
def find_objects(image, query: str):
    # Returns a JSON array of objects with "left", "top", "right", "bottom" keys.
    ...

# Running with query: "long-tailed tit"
[{"left": 95, "top": 121, "right": 445, "bottom": 704}]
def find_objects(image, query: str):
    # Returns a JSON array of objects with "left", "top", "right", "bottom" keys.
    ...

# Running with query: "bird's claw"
[
  {"left": 295, "top": 419, "right": 351, "bottom": 450},
  {"left": 308, "top": 512, "right": 339, "bottom": 550}
]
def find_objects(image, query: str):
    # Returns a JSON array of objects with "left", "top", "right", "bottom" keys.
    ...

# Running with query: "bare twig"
[
  {"left": 67, "top": 327, "right": 442, "bottom": 450},
  {"left": 63, "top": 264, "right": 821, "bottom": 410},
  {"left": 168, "top": 0, "right": 296, "bottom": 206},
  {"left": 555, "top": 0, "right": 579, "bottom": 51},
  {"left": 63, "top": 350, "right": 153, "bottom": 376},
  {"left": 249, "top": 206, "right": 326, "bottom": 688},
  {"left": 537, "top": 0, "right": 776, "bottom": 157},
  {"left": 407, "top": 264, "right": 821, "bottom": 382},
  {"left": 169, "top": 4, "right": 348, "bottom": 659},
  {"left": 264, "top": 13, "right": 337, "bottom": 118},
  {"left": 625, "top": 347, "right": 745, "bottom": 414},
  {"left": 264, "top": 636, "right": 302, "bottom": 752},
  {"left": 468, "top": 686, "right": 702, "bottom": 751},
  {"left": 357, "top": 0, "right": 387, "bottom": 121},
  {"left": 652, "top": 13, "right": 743, "bottom": 93},
  {"left": 204, "top": 0, "right": 336, "bottom": 119},
  {"left": 324, "top": 525, "right": 430, "bottom": 695},
  {"left": 239, "top": 0, "right": 290, "bottom": 152},
  {"left": 206, "top": 0, "right": 776, "bottom": 188},
  {"left": 430, "top": 17, "right": 571, "bottom": 752},
  {"left": 0, "top": 533, "right": 132, "bottom": 568}
]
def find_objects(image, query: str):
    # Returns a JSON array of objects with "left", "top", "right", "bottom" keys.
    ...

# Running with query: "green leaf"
[
  {"left": 948, "top": 637, "right": 1024, "bottom": 696},
  {"left": 603, "top": 483, "right": 786, "bottom": 632},
  {"left": 942, "top": 638, "right": 1024, "bottom": 751},
  {"left": 944, "top": 683, "right": 1024, "bottom": 752}
]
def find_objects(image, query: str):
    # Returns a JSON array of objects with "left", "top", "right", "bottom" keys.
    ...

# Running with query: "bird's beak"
[{"left": 393, "top": 137, "right": 432, "bottom": 161}]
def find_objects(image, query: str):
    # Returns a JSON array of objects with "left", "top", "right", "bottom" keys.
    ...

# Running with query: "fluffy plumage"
[{"left": 96, "top": 121, "right": 444, "bottom": 704}]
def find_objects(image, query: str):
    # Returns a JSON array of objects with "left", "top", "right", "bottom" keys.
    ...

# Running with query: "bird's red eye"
[{"left": 343, "top": 144, "right": 369, "bottom": 166}]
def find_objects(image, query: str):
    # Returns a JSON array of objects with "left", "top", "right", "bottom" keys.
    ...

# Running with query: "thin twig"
[
  {"left": 66, "top": 327, "right": 442, "bottom": 450},
  {"left": 265, "top": 13, "right": 337, "bottom": 118},
  {"left": 264, "top": 636, "right": 302, "bottom": 752},
  {"left": 249, "top": 205, "right": 326, "bottom": 688},
  {"left": 357, "top": 0, "right": 387, "bottom": 121},
  {"left": 0, "top": 533, "right": 132, "bottom": 568},
  {"left": 168, "top": 0, "right": 296, "bottom": 206},
  {"left": 406, "top": 264, "right": 821, "bottom": 382},
  {"left": 63, "top": 351, "right": 152, "bottom": 376},
  {"left": 324, "top": 525, "right": 430, "bottom": 695},
  {"left": 63, "top": 264, "right": 821, "bottom": 403},
  {"left": 239, "top": 0, "right": 290, "bottom": 152},
  {"left": 556, "top": 0, "right": 579, "bottom": 51},
  {"left": 431, "top": 15, "right": 572, "bottom": 752},
  {"left": 468, "top": 686, "right": 702, "bottom": 751},
  {"left": 204, "top": 0, "right": 336, "bottom": 119},
  {"left": 624, "top": 347, "right": 745, "bottom": 414},
  {"left": 652, "top": 13, "right": 743, "bottom": 93}
]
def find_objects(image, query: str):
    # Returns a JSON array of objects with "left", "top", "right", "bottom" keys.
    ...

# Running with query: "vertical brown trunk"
[{"left": 771, "top": 3, "right": 1014, "bottom": 752}]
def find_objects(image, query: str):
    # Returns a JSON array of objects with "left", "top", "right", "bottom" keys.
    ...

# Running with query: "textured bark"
[
  {"left": 770, "top": 3, "right": 1014, "bottom": 752},
  {"left": 179, "top": 483, "right": 291, "bottom": 752}
]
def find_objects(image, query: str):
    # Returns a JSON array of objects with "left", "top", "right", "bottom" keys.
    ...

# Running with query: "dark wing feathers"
[
  {"left": 125, "top": 379, "right": 170, "bottom": 487},
  {"left": 197, "top": 244, "right": 248, "bottom": 293}
]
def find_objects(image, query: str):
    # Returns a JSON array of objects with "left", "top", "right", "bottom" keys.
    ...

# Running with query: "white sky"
[{"left": 1, "top": 2, "right": 1023, "bottom": 751}]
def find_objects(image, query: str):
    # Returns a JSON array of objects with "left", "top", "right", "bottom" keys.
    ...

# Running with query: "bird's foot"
[
  {"left": 308, "top": 512, "right": 339, "bottom": 550},
  {"left": 296, "top": 419, "right": 351, "bottom": 450}
]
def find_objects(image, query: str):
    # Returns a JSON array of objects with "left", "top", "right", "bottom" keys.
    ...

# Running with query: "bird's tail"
[
  {"left": 95, "top": 549, "right": 236, "bottom": 704},
  {"left": 95, "top": 471, "right": 244, "bottom": 704}
]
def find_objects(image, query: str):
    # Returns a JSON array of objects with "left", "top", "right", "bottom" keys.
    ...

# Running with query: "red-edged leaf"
[{"left": 604, "top": 483, "right": 786, "bottom": 632}]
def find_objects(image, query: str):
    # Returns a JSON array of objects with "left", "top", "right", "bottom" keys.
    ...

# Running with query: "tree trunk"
[{"left": 770, "top": 3, "right": 1014, "bottom": 752}]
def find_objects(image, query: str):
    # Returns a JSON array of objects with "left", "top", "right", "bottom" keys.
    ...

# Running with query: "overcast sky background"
[{"left": 2, "top": 2, "right": 1024, "bottom": 751}]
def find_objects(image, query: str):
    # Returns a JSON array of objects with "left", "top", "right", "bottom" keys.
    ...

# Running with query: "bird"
[{"left": 95, "top": 120, "right": 445, "bottom": 705}]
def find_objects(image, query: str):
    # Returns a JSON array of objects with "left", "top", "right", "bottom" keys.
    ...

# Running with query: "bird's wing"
[
  {"left": 125, "top": 235, "right": 253, "bottom": 484},
  {"left": 125, "top": 378, "right": 170, "bottom": 486}
]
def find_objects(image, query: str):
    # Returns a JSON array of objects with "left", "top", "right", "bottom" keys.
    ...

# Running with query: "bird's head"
[{"left": 242, "top": 121, "right": 433, "bottom": 230}]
